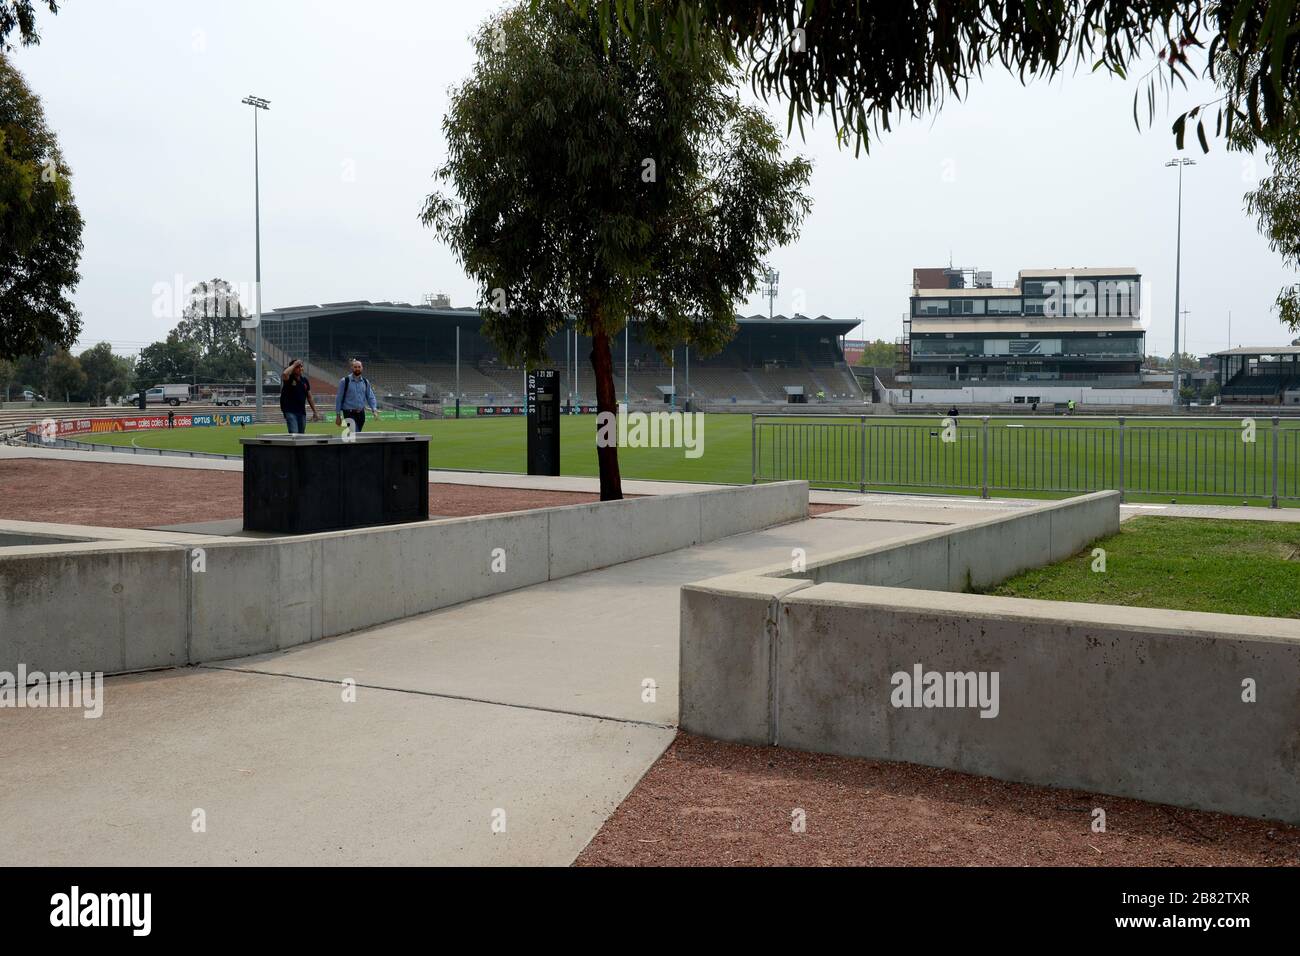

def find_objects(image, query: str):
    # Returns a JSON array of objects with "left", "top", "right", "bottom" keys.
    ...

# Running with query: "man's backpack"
[{"left": 340, "top": 375, "right": 371, "bottom": 405}]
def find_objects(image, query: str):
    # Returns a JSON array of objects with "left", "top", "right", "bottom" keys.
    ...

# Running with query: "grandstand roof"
[
  {"left": 1210, "top": 345, "right": 1300, "bottom": 356},
  {"left": 269, "top": 301, "right": 479, "bottom": 319},
  {"left": 264, "top": 301, "right": 857, "bottom": 332}
]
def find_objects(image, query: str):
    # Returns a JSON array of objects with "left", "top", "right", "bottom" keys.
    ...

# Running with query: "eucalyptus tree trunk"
[{"left": 589, "top": 326, "right": 624, "bottom": 501}]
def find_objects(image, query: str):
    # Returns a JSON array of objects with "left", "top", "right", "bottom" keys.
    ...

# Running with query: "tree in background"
[
  {"left": 134, "top": 335, "right": 201, "bottom": 392},
  {"left": 0, "top": 1, "right": 58, "bottom": 51},
  {"left": 855, "top": 339, "right": 896, "bottom": 368},
  {"left": 1242, "top": 144, "right": 1300, "bottom": 331},
  {"left": 11, "top": 348, "right": 43, "bottom": 393},
  {"left": 576, "top": 1, "right": 1300, "bottom": 155},
  {"left": 78, "top": 341, "right": 133, "bottom": 404},
  {"left": 1219, "top": 51, "right": 1300, "bottom": 332},
  {"left": 174, "top": 279, "right": 249, "bottom": 354},
  {"left": 172, "top": 278, "right": 255, "bottom": 383},
  {"left": 0, "top": 51, "right": 83, "bottom": 360},
  {"left": 1147, "top": 351, "right": 1202, "bottom": 370},
  {"left": 425, "top": 2, "right": 811, "bottom": 499},
  {"left": 42, "top": 346, "right": 84, "bottom": 401}
]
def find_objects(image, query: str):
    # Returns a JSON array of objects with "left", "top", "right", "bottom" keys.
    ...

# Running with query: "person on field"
[
  {"left": 1067, "top": 398, "right": 1076, "bottom": 415},
  {"left": 335, "top": 358, "right": 380, "bottom": 433},
  {"left": 280, "top": 358, "right": 319, "bottom": 434}
]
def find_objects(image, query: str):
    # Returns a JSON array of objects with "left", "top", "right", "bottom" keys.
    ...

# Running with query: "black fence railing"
[{"left": 752, "top": 414, "right": 1298, "bottom": 506}]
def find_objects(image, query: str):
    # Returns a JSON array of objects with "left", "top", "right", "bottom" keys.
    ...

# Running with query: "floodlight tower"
[
  {"left": 1165, "top": 157, "right": 1195, "bottom": 407},
  {"left": 762, "top": 267, "right": 780, "bottom": 319},
  {"left": 243, "top": 94, "right": 271, "bottom": 420}
]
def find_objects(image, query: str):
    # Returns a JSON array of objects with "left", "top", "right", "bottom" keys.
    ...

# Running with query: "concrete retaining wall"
[
  {"left": 0, "top": 542, "right": 189, "bottom": 674},
  {"left": 784, "top": 588, "right": 1300, "bottom": 824},
  {"left": 1, "top": 481, "right": 807, "bottom": 674},
  {"left": 759, "top": 490, "right": 1119, "bottom": 591},
  {"left": 678, "top": 491, "right": 1300, "bottom": 823}
]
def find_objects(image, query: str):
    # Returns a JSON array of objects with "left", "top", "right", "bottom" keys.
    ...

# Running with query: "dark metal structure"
[{"left": 241, "top": 432, "right": 430, "bottom": 533}]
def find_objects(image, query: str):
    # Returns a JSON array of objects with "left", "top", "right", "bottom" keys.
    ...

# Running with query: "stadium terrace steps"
[{"left": 283, "top": 355, "right": 865, "bottom": 408}]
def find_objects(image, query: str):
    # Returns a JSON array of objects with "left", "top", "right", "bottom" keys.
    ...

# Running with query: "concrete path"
[
  {"left": 1119, "top": 502, "right": 1300, "bottom": 522},
  {"left": 0, "top": 511, "right": 938, "bottom": 866}
]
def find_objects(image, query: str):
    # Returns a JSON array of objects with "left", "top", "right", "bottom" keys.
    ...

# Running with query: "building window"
[
  {"left": 913, "top": 299, "right": 950, "bottom": 316},
  {"left": 912, "top": 337, "right": 981, "bottom": 357},
  {"left": 954, "top": 299, "right": 986, "bottom": 315},
  {"left": 1096, "top": 279, "right": 1139, "bottom": 316},
  {"left": 909, "top": 300, "right": 951, "bottom": 316},
  {"left": 987, "top": 299, "right": 1023, "bottom": 314}
]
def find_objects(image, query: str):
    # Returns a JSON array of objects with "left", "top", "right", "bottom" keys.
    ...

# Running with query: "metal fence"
[{"left": 752, "top": 414, "right": 1300, "bottom": 506}]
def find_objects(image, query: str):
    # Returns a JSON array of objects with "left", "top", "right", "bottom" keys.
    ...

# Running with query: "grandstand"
[
  {"left": 1213, "top": 345, "right": 1300, "bottom": 405},
  {"left": 252, "top": 302, "right": 865, "bottom": 408}
]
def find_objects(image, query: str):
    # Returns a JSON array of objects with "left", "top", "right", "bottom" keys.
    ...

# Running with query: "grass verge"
[{"left": 987, "top": 516, "right": 1300, "bottom": 618}]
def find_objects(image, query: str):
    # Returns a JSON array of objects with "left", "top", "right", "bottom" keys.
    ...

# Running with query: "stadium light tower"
[
  {"left": 1165, "top": 157, "right": 1194, "bottom": 408},
  {"left": 243, "top": 94, "right": 271, "bottom": 420},
  {"left": 762, "top": 266, "right": 780, "bottom": 319}
]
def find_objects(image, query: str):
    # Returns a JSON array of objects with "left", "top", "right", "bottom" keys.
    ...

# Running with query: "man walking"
[
  {"left": 280, "top": 358, "right": 319, "bottom": 434},
  {"left": 335, "top": 358, "right": 380, "bottom": 433}
]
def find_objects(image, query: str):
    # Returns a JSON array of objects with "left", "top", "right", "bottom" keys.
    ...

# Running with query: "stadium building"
[
  {"left": 1212, "top": 345, "right": 1300, "bottom": 405},
  {"left": 254, "top": 301, "right": 865, "bottom": 410},
  {"left": 895, "top": 266, "right": 1162, "bottom": 406}
]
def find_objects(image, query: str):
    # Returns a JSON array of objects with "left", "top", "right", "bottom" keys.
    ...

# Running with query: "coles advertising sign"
[{"left": 28, "top": 412, "right": 255, "bottom": 441}]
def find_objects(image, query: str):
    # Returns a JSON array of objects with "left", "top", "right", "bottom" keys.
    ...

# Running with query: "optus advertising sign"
[
  {"left": 189, "top": 413, "right": 254, "bottom": 427},
  {"left": 28, "top": 412, "right": 256, "bottom": 440}
]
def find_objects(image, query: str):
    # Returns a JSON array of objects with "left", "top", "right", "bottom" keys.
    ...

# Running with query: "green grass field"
[
  {"left": 987, "top": 517, "right": 1300, "bottom": 618},
  {"left": 76, "top": 411, "right": 1300, "bottom": 505},
  {"left": 81, "top": 413, "right": 757, "bottom": 484}
]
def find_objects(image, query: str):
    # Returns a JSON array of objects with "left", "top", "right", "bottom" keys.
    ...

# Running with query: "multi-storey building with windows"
[{"left": 901, "top": 266, "right": 1162, "bottom": 406}]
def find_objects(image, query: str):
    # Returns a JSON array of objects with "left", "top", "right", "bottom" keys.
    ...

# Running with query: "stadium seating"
[
  {"left": 254, "top": 305, "right": 866, "bottom": 408},
  {"left": 302, "top": 355, "right": 866, "bottom": 407},
  {"left": 1221, "top": 373, "right": 1297, "bottom": 401}
]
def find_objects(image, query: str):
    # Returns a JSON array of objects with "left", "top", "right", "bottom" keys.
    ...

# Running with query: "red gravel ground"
[
  {"left": 0, "top": 459, "right": 628, "bottom": 527},
  {"left": 575, "top": 733, "right": 1300, "bottom": 867}
]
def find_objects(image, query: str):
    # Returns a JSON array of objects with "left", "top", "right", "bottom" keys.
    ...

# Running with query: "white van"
[{"left": 147, "top": 384, "right": 191, "bottom": 406}]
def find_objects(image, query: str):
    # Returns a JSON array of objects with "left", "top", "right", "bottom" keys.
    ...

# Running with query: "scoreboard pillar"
[{"left": 526, "top": 368, "right": 560, "bottom": 476}]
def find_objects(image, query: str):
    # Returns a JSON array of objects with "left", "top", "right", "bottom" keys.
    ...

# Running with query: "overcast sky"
[{"left": 12, "top": 0, "right": 1295, "bottom": 358}]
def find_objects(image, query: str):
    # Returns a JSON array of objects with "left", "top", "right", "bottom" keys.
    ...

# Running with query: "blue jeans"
[{"left": 284, "top": 412, "right": 306, "bottom": 434}]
